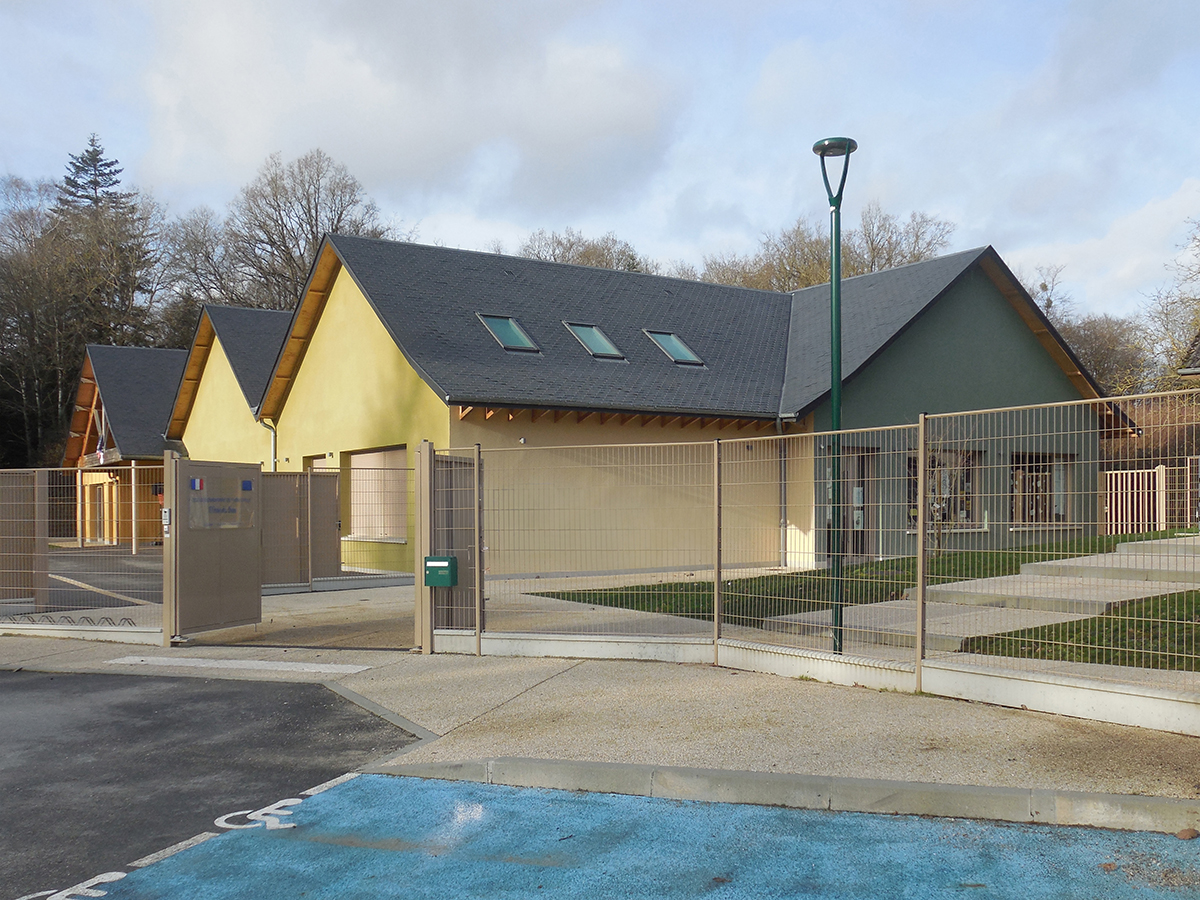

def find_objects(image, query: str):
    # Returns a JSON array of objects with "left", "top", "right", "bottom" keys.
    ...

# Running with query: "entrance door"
[{"left": 822, "top": 447, "right": 878, "bottom": 564}]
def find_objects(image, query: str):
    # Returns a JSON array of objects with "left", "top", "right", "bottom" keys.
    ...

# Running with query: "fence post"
[
  {"left": 1155, "top": 464, "right": 1168, "bottom": 531},
  {"left": 162, "top": 451, "right": 178, "bottom": 647},
  {"left": 474, "top": 442, "right": 483, "bottom": 657},
  {"left": 713, "top": 439, "right": 722, "bottom": 666},
  {"left": 75, "top": 467, "right": 83, "bottom": 548},
  {"left": 414, "top": 440, "right": 435, "bottom": 653},
  {"left": 915, "top": 413, "right": 928, "bottom": 693},
  {"left": 33, "top": 469, "right": 49, "bottom": 613},
  {"left": 306, "top": 468, "right": 314, "bottom": 589},
  {"left": 130, "top": 460, "right": 138, "bottom": 556}
]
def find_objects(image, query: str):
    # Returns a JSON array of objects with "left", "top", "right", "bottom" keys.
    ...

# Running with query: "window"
[
  {"left": 1011, "top": 453, "right": 1072, "bottom": 525},
  {"left": 565, "top": 322, "right": 624, "bottom": 359},
  {"left": 645, "top": 331, "right": 704, "bottom": 365},
  {"left": 908, "top": 451, "right": 978, "bottom": 528},
  {"left": 478, "top": 314, "right": 539, "bottom": 352},
  {"left": 348, "top": 447, "right": 408, "bottom": 540}
]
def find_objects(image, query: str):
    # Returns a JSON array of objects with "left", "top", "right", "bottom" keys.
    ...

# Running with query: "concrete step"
[
  {"left": 1115, "top": 535, "right": 1200, "bottom": 556},
  {"left": 908, "top": 575, "right": 1196, "bottom": 615},
  {"left": 763, "top": 599, "right": 1093, "bottom": 654},
  {"left": 1020, "top": 554, "right": 1200, "bottom": 584}
]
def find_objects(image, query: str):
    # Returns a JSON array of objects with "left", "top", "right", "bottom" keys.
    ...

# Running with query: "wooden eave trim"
[
  {"left": 258, "top": 245, "right": 342, "bottom": 421},
  {"left": 455, "top": 402, "right": 780, "bottom": 431},
  {"left": 165, "top": 313, "right": 216, "bottom": 440},
  {"left": 977, "top": 254, "right": 1102, "bottom": 401}
]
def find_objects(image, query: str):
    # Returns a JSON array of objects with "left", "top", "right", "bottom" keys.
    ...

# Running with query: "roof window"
[
  {"left": 479, "top": 314, "right": 539, "bottom": 352},
  {"left": 645, "top": 331, "right": 704, "bottom": 365},
  {"left": 565, "top": 322, "right": 624, "bottom": 359}
]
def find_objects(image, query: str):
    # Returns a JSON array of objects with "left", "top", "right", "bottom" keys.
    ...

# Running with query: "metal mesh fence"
[
  {"left": 923, "top": 391, "right": 1200, "bottom": 695},
  {"left": 421, "top": 389, "right": 1200, "bottom": 697},
  {"left": 471, "top": 441, "right": 716, "bottom": 636},
  {"left": 0, "top": 463, "right": 163, "bottom": 631},
  {"left": 720, "top": 427, "right": 918, "bottom": 659},
  {"left": 261, "top": 468, "right": 415, "bottom": 590},
  {"left": 341, "top": 467, "right": 414, "bottom": 581}
]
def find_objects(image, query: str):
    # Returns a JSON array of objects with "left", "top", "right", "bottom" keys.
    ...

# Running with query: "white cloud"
[
  {"left": 1007, "top": 177, "right": 1200, "bottom": 316},
  {"left": 137, "top": 0, "right": 677, "bottom": 217}
]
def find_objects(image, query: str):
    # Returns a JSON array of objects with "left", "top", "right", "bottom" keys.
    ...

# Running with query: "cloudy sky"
[{"left": 2, "top": 0, "right": 1199, "bottom": 315}]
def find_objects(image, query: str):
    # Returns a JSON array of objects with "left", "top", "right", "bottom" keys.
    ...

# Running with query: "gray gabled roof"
[
  {"left": 87, "top": 345, "right": 187, "bottom": 458},
  {"left": 780, "top": 247, "right": 987, "bottom": 417},
  {"left": 329, "top": 234, "right": 793, "bottom": 418},
  {"left": 203, "top": 305, "right": 294, "bottom": 410},
  {"left": 290, "top": 236, "right": 1088, "bottom": 422}
]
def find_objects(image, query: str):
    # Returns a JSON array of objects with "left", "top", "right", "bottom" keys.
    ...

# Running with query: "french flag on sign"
[{"left": 190, "top": 478, "right": 204, "bottom": 491}]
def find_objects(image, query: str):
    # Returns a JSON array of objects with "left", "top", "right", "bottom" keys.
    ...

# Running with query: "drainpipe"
[{"left": 260, "top": 418, "right": 278, "bottom": 472}]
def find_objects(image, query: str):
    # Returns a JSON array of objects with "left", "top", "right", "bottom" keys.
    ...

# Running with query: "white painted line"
[
  {"left": 302, "top": 772, "right": 361, "bottom": 796},
  {"left": 128, "top": 831, "right": 220, "bottom": 868},
  {"left": 106, "top": 656, "right": 371, "bottom": 675},
  {"left": 49, "top": 573, "right": 155, "bottom": 606}
]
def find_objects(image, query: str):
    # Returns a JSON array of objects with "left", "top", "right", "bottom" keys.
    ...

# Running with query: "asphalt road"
[{"left": 0, "top": 671, "right": 416, "bottom": 899}]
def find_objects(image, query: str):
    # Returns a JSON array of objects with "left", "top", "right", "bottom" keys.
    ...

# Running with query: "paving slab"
[
  {"left": 6, "top": 633, "right": 1200, "bottom": 802},
  {"left": 921, "top": 574, "right": 1197, "bottom": 614},
  {"left": 1023, "top": 553, "right": 1200, "bottom": 583}
]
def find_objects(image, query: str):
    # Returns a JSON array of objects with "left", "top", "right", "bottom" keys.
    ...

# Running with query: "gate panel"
[
  {"left": 432, "top": 452, "right": 480, "bottom": 629},
  {"left": 164, "top": 457, "right": 261, "bottom": 640}
]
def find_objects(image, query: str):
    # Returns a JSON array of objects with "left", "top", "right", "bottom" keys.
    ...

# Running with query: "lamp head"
[
  {"left": 813, "top": 136, "right": 858, "bottom": 207},
  {"left": 812, "top": 137, "right": 858, "bottom": 158}
]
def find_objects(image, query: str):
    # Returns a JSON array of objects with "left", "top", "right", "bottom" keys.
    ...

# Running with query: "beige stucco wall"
[
  {"left": 275, "top": 269, "right": 449, "bottom": 470},
  {"left": 181, "top": 336, "right": 273, "bottom": 466},
  {"left": 466, "top": 431, "right": 816, "bottom": 579}
]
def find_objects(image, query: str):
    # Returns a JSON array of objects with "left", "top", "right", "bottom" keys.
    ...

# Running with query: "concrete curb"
[{"left": 363, "top": 757, "right": 1200, "bottom": 835}]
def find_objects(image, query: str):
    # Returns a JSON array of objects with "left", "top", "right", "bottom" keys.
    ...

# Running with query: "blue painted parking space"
[{"left": 74, "top": 774, "right": 1200, "bottom": 899}]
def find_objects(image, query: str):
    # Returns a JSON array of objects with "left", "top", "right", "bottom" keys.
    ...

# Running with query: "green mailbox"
[{"left": 424, "top": 556, "right": 458, "bottom": 587}]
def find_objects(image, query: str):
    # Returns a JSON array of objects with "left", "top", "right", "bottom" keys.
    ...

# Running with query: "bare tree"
[
  {"left": 225, "top": 149, "right": 396, "bottom": 309},
  {"left": 518, "top": 227, "right": 659, "bottom": 273},
  {"left": 700, "top": 204, "right": 955, "bottom": 291},
  {"left": 164, "top": 149, "right": 401, "bottom": 320}
]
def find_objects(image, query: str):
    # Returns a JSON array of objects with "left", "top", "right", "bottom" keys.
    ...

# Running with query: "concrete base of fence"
[
  {"left": 716, "top": 638, "right": 916, "bottom": 691},
  {"left": 433, "top": 629, "right": 715, "bottom": 664},
  {"left": 432, "top": 630, "right": 1200, "bottom": 736},
  {"left": 923, "top": 659, "right": 1200, "bottom": 737},
  {"left": 262, "top": 574, "right": 414, "bottom": 596},
  {"left": 366, "top": 757, "right": 1200, "bottom": 834},
  {"left": 0, "top": 624, "right": 161, "bottom": 645}
]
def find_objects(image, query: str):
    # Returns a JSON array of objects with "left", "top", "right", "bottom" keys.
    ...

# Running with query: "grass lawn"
[
  {"left": 961, "top": 590, "right": 1200, "bottom": 670},
  {"left": 534, "top": 531, "right": 1176, "bottom": 629}
]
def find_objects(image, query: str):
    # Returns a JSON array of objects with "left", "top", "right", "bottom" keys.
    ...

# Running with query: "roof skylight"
[
  {"left": 646, "top": 331, "right": 704, "bottom": 365},
  {"left": 479, "top": 314, "right": 539, "bottom": 352},
  {"left": 565, "top": 322, "right": 624, "bottom": 359}
]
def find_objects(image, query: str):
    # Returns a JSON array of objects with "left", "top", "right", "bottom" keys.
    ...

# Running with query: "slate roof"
[
  {"left": 329, "top": 234, "right": 793, "bottom": 418},
  {"left": 780, "top": 247, "right": 987, "bottom": 417},
  {"left": 296, "top": 236, "right": 1086, "bottom": 421},
  {"left": 87, "top": 345, "right": 187, "bottom": 458},
  {"left": 204, "top": 305, "right": 293, "bottom": 410}
]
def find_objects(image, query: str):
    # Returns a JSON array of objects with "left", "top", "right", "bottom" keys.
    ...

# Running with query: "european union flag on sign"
[
  {"left": 190, "top": 478, "right": 203, "bottom": 491},
  {"left": 242, "top": 480, "right": 253, "bottom": 491}
]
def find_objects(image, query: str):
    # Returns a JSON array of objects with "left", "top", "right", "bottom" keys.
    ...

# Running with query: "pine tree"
[{"left": 57, "top": 134, "right": 130, "bottom": 210}]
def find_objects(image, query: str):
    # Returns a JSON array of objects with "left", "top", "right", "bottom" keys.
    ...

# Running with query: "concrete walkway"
[{"left": 4, "top": 632, "right": 1200, "bottom": 807}]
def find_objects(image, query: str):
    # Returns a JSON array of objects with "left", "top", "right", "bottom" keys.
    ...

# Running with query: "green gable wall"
[{"left": 811, "top": 268, "right": 1084, "bottom": 432}]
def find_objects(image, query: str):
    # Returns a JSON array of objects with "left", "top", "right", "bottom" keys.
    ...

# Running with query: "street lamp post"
[{"left": 813, "top": 136, "right": 857, "bottom": 654}]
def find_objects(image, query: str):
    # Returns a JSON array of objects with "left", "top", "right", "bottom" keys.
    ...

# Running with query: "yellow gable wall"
[
  {"left": 182, "top": 335, "right": 272, "bottom": 465},
  {"left": 275, "top": 267, "right": 449, "bottom": 471}
]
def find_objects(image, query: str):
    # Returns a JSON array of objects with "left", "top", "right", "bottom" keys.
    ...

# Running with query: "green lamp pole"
[{"left": 813, "top": 136, "right": 857, "bottom": 654}]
